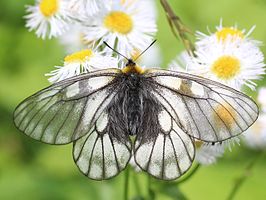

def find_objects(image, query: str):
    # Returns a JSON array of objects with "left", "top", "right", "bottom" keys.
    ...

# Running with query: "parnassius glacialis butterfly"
[{"left": 14, "top": 59, "right": 258, "bottom": 180}]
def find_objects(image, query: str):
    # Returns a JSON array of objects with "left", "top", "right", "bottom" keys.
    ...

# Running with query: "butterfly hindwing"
[
  {"left": 145, "top": 69, "right": 259, "bottom": 142},
  {"left": 13, "top": 69, "right": 120, "bottom": 144},
  {"left": 133, "top": 91, "right": 195, "bottom": 180},
  {"left": 134, "top": 106, "right": 195, "bottom": 180},
  {"left": 73, "top": 110, "right": 132, "bottom": 180}
]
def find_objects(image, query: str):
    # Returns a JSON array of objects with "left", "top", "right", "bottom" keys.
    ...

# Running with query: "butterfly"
[{"left": 13, "top": 57, "right": 258, "bottom": 180}]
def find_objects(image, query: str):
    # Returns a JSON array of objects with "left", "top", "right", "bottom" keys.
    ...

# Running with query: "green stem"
[
  {"left": 124, "top": 167, "right": 130, "bottom": 200},
  {"left": 147, "top": 175, "right": 154, "bottom": 200},
  {"left": 160, "top": 0, "right": 195, "bottom": 55},
  {"left": 176, "top": 163, "right": 201, "bottom": 185},
  {"left": 133, "top": 171, "right": 142, "bottom": 197},
  {"left": 226, "top": 151, "right": 263, "bottom": 200}
]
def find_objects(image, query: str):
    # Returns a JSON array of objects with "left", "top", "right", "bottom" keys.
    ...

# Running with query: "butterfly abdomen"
[
  {"left": 122, "top": 74, "right": 144, "bottom": 136},
  {"left": 127, "top": 84, "right": 143, "bottom": 136},
  {"left": 115, "top": 73, "right": 162, "bottom": 141},
  {"left": 105, "top": 73, "right": 144, "bottom": 141}
]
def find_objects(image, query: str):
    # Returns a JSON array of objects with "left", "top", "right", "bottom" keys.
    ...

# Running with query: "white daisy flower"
[
  {"left": 170, "top": 39, "right": 265, "bottom": 91},
  {"left": 196, "top": 20, "right": 257, "bottom": 50},
  {"left": 170, "top": 42, "right": 265, "bottom": 91},
  {"left": 192, "top": 22, "right": 266, "bottom": 90},
  {"left": 81, "top": 0, "right": 157, "bottom": 57},
  {"left": 258, "top": 87, "right": 266, "bottom": 112},
  {"left": 68, "top": 0, "right": 110, "bottom": 17},
  {"left": 46, "top": 49, "right": 119, "bottom": 83},
  {"left": 193, "top": 39, "right": 265, "bottom": 90},
  {"left": 243, "top": 113, "right": 266, "bottom": 149},
  {"left": 25, "top": 0, "right": 73, "bottom": 39}
]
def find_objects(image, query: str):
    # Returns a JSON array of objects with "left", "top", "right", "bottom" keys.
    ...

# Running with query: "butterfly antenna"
[
  {"left": 134, "top": 39, "right": 157, "bottom": 62},
  {"left": 103, "top": 41, "right": 129, "bottom": 60}
]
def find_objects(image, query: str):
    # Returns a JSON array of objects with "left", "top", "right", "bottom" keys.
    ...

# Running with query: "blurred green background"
[{"left": 1, "top": 0, "right": 266, "bottom": 200}]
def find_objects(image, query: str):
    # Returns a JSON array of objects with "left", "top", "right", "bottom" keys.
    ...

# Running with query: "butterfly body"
[
  {"left": 14, "top": 61, "right": 259, "bottom": 180},
  {"left": 118, "top": 73, "right": 144, "bottom": 136},
  {"left": 107, "top": 70, "right": 161, "bottom": 141}
]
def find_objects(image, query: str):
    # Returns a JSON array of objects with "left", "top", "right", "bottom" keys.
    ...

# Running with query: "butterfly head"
[{"left": 122, "top": 59, "right": 144, "bottom": 74}]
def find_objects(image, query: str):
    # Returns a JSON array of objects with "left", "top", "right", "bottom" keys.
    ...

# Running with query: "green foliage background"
[{"left": 0, "top": 0, "right": 266, "bottom": 200}]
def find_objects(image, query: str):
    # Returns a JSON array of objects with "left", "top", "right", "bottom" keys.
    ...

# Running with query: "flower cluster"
[
  {"left": 170, "top": 20, "right": 265, "bottom": 165},
  {"left": 171, "top": 21, "right": 265, "bottom": 91},
  {"left": 25, "top": 0, "right": 158, "bottom": 81}
]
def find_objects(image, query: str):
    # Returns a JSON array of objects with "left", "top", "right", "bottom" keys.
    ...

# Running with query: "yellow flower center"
[
  {"left": 211, "top": 56, "right": 241, "bottom": 80},
  {"left": 64, "top": 50, "right": 93, "bottom": 63},
  {"left": 104, "top": 11, "right": 133, "bottom": 34},
  {"left": 216, "top": 27, "right": 244, "bottom": 41},
  {"left": 213, "top": 104, "right": 236, "bottom": 129},
  {"left": 39, "top": 0, "right": 58, "bottom": 17}
]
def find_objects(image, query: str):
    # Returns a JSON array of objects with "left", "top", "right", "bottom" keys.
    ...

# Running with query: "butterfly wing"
[
  {"left": 13, "top": 69, "right": 121, "bottom": 144},
  {"left": 133, "top": 87, "right": 195, "bottom": 180},
  {"left": 72, "top": 78, "right": 135, "bottom": 180},
  {"left": 73, "top": 109, "right": 132, "bottom": 180},
  {"left": 134, "top": 110, "right": 195, "bottom": 180},
  {"left": 145, "top": 69, "right": 259, "bottom": 142}
]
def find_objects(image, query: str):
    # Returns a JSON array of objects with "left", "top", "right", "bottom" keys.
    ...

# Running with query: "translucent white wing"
[
  {"left": 145, "top": 69, "right": 259, "bottom": 142},
  {"left": 134, "top": 107, "right": 195, "bottom": 180},
  {"left": 73, "top": 110, "right": 132, "bottom": 180},
  {"left": 13, "top": 69, "right": 120, "bottom": 144}
]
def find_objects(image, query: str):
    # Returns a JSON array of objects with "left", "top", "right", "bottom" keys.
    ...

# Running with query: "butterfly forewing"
[
  {"left": 13, "top": 69, "right": 121, "bottom": 144},
  {"left": 145, "top": 69, "right": 259, "bottom": 142}
]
